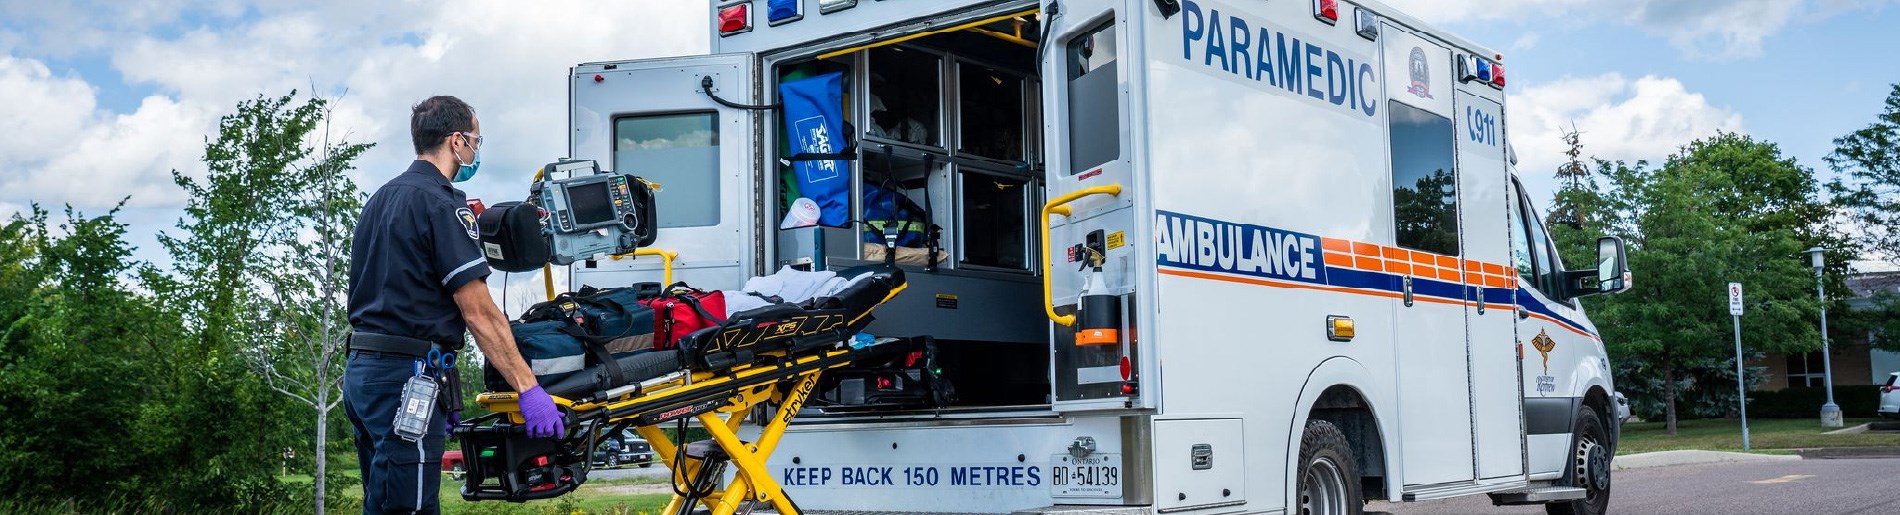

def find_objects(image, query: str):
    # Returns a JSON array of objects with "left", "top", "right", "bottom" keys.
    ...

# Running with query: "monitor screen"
[{"left": 566, "top": 181, "right": 617, "bottom": 226}]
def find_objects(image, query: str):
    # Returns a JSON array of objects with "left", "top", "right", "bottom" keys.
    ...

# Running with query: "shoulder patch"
[{"left": 457, "top": 207, "right": 478, "bottom": 240}]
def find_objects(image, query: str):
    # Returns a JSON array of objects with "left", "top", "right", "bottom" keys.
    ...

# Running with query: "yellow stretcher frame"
[{"left": 478, "top": 346, "right": 867, "bottom": 515}]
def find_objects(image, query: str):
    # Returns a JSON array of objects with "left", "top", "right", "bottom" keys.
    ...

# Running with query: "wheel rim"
[
  {"left": 1300, "top": 456, "right": 1349, "bottom": 515},
  {"left": 1574, "top": 434, "right": 1609, "bottom": 498}
]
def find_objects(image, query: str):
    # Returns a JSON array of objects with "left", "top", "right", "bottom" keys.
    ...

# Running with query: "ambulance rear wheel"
[
  {"left": 1296, "top": 419, "right": 1362, "bottom": 515},
  {"left": 1547, "top": 407, "right": 1611, "bottom": 515}
]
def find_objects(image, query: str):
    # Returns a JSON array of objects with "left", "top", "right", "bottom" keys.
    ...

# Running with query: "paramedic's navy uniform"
[{"left": 345, "top": 160, "right": 491, "bottom": 515}]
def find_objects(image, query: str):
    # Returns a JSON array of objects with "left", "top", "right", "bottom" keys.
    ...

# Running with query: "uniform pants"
[{"left": 345, "top": 350, "right": 446, "bottom": 515}]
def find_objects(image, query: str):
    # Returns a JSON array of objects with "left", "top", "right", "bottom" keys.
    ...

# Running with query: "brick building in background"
[{"left": 1751, "top": 271, "right": 1900, "bottom": 390}]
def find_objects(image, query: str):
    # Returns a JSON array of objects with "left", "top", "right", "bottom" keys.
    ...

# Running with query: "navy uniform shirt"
[{"left": 348, "top": 160, "right": 492, "bottom": 345}]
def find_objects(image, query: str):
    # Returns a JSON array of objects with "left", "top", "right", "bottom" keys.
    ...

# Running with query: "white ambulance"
[{"left": 561, "top": 1, "right": 1633, "bottom": 514}]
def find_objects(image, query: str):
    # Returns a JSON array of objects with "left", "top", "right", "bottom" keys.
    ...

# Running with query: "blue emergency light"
[
  {"left": 1475, "top": 59, "right": 1493, "bottom": 84},
  {"left": 767, "top": 0, "right": 801, "bottom": 24}
]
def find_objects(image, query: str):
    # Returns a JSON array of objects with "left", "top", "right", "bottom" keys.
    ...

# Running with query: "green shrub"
[{"left": 1748, "top": 385, "right": 1882, "bottom": 418}]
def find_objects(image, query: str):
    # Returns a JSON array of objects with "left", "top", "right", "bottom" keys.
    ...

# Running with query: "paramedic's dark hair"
[{"left": 411, "top": 96, "right": 476, "bottom": 154}]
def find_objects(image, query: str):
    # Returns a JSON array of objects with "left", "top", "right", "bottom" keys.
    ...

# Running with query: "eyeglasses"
[{"left": 459, "top": 131, "right": 483, "bottom": 149}]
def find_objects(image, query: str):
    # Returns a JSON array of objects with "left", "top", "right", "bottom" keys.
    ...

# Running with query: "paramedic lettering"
[
  {"left": 1155, "top": 211, "right": 1328, "bottom": 285},
  {"left": 1178, "top": 0, "right": 1378, "bottom": 118}
]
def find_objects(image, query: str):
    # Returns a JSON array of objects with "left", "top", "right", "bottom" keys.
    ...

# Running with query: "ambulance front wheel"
[
  {"left": 1295, "top": 419, "right": 1363, "bottom": 515},
  {"left": 1547, "top": 407, "right": 1612, "bottom": 515}
]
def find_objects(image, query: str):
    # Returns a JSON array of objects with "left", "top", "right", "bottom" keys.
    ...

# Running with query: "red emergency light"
[
  {"left": 718, "top": 2, "right": 752, "bottom": 36},
  {"left": 1313, "top": 0, "right": 1340, "bottom": 25},
  {"left": 1492, "top": 62, "right": 1507, "bottom": 88}
]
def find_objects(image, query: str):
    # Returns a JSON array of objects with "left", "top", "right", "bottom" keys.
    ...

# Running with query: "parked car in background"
[
  {"left": 592, "top": 433, "right": 654, "bottom": 468},
  {"left": 442, "top": 449, "right": 466, "bottom": 480},
  {"left": 1880, "top": 372, "right": 1899, "bottom": 419}
]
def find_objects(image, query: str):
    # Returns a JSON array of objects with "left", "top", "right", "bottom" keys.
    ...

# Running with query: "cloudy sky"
[{"left": 3, "top": 0, "right": 1898, "bottom": 281}]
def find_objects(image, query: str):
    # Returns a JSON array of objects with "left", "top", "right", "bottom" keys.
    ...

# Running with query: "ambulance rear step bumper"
[{"left": 1487, "top": 486, "right": 1587, "bottom": 505}]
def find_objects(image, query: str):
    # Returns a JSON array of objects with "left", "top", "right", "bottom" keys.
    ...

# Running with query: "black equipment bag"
[
  {"left": 477, "top": 201, "right": 550, "bottom": 273},
  {"left": 816, "top": 337, "right": 956, "bottom": 409},
  {"left": 485, "top": 285, "right": 656, "bottom": 394}
]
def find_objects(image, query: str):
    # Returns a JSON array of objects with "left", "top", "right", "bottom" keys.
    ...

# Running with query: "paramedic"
[{"left": 344, "top": 95, "right": 563, "bottom": 514}]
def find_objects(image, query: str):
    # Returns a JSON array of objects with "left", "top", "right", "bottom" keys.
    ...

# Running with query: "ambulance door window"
[
  {"left": 1388, "top": 101, "right": 1460, "bottom": 256},
  {"left": 1066, "top": 21, "right": 1119, "bottom": 174},
  {"left": 1516, "top": 187, "right": 1559, "bottom": 296},
  {"left": 958, "top": 63, "right": 1026, "bottom": 161},
  {"left": 614, "top": 112, "right": 719, "bottom": 228},
  {"left": 867, "top": 47, "right": 942, "bottom": 147},
  {"left": 1508, "top": 182, "right": 1535, "bottom": 278}
]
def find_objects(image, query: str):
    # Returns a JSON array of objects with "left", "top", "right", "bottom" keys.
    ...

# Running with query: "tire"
[
  {"left": 448, "top": 462, "right": 465, "bottom": 481},
  {"left": 640, "top": 462, "right": 654, "bottom": 468},
  {"left": 607, "top": 454, "right": 620, "bottom": 468},
  {"left": 1547, "top": 407, "right": 1612, "bottom": 515},
  {"left": 1295, "top": 419, "right": 1363, "bottom": 515}
]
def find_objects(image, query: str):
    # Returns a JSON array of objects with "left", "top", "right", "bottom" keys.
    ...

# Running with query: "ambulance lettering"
[
  {"left": 1155, "top": 211, "right": 1328, "bottom": 285},
  {"left": 1178, "top": 0, "right": 1378, "bottom": 118}
]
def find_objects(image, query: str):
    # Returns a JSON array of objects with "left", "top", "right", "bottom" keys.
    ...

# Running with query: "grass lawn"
[
  {"left": 283, "top": 468, "right": 674, "bottom": 515},
  {"left": 1617, "top": 417, "right": 1900, "bottom": 455}
]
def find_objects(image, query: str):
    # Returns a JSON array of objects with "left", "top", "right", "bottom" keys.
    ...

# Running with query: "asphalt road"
[
  {"left": 1373, "top": 457, "right": 1900, "bottom": 515},
  {"left": 589, "top": 463, "right": 671, "bottom": 481}
]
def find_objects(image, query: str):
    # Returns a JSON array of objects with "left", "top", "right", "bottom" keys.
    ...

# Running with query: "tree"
[
  {"left": 1565, "top": 133, "right": 1846, "bottom": 435},
  {"left": 1827, "top": 82, "right": 1900, "bottom": 351},
  {"left": 162, "top": 92, "right": 371, "bottom": 514},
  {"left": 244, "top": 95, "right": 372, "bottom": 515},
  {"left": 1829, "top": 83, "right": 1900, "bottom": 265},
  {"left": 0, "top": 205, "right": 295, "bottom": 512}
]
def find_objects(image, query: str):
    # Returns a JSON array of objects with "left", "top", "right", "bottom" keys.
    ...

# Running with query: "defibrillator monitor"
[
  {"left": 531, "top": 159, "right": 658, "bottom": 265},
  {"left": 564, "top": 181, "right": 618, "bottom": 227}
]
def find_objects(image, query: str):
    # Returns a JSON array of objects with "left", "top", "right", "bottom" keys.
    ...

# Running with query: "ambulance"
[{"left": 559, "top": 1, "right": 1632, "bottom": 514}]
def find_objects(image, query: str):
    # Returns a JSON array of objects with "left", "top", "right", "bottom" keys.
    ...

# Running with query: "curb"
[
  {"left": 1794, "top": 446, "right": 1900, "bottom": 459},
  {"left": 1612, "top": 450, "right": 1799, "bottom": 470}
]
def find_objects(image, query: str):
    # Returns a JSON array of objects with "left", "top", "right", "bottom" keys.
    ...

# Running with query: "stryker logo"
[
  {"left": 1178, "top": 0, "right": 1378, "bottom": 118},
  {"left": 1155, "top": 211, "right": 1328, "bottom": 284}
]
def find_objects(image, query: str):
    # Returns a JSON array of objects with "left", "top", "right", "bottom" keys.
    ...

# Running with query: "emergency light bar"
[
  {"left": 819, "top": 0, "right": 858, "bottom": 14},
  {"left": 718, "top": 2, "right": 752, "bottom": 36},
  {"left": 1313, "top": 0, "right": 1340, "bottom": 25},
  {"left": 767, "top": 0, "right": 801, "bottom": 25},
  {"left": 1459, "top": 54, "right": 1506, "bottom": 90},
  {"left": 1354, "top": 7, "right": 1379, "bottom": 40}
]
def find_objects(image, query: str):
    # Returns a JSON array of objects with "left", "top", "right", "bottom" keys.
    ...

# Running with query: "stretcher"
[{"left": 452, "top": 266, "right": 907, "bottom": 515}]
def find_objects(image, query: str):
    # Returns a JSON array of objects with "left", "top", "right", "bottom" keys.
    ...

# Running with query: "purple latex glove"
[
  {"left": 444, "top": 411, "right": 460, "bottom": 435},
  {"left": 517, "top": 385, "right": 565, "bottom": 439}
]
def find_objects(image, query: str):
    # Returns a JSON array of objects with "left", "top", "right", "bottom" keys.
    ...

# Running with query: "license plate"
[{"left": 1050, "top": 453, "right": 1121, "bottom": 498}]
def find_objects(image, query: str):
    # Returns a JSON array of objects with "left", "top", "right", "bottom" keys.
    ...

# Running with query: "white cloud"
[
  {"left": 1507, "top": 73, "right": 1745, "bottom": 200},
  {"left": 1510, "top": 33, "right": 1542, "bottom": 52},
  {"left": 0, "top": 55, "right": 213, "bottom": 209},
  {"left": 2, "top": 0, "right": 709, "bottom": 217},
  {"left": 1384, "top": 0, "right": 1896, "bottom": 59}
]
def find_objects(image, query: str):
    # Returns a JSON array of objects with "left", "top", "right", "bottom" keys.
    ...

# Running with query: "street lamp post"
[{"left": 1808, "top": 247, "right": 1843, "bottom": 428}]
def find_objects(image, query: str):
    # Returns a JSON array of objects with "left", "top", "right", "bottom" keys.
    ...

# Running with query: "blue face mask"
[{"left": 453, "top": 133, "right": 482, "bottom": 182}]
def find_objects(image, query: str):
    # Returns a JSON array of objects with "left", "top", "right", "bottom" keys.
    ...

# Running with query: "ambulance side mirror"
[
  {"left": 1595, "top": 237, "right": 1629, "bottom": 292},
  {"left": 1568, "top": 236, "right": 1630, "bottom": 299}
]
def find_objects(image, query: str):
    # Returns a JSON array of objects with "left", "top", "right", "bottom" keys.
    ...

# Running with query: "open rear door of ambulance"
[{"left": 568, "top": 54, "right": 762, "bottom": 291}]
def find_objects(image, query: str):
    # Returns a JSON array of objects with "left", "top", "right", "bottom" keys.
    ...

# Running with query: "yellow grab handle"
[
  {"left": 611, "top": 247, "right": 679, "bottom": 286},
  {"left": 1041, "top": 184, "right": 1124, "bottom": 327}
]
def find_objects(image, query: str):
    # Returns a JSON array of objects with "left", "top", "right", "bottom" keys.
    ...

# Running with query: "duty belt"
[
  {"left": 348, "top": 331, "right": 457, "bottom": 357},
  {"left": 348, "top": 331, "right": 465, "bottom": 424}
]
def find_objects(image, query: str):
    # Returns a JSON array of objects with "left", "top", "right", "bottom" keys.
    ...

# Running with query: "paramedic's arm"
[{"left": 454, "top": 280, "right": 538, "bottom": 392}]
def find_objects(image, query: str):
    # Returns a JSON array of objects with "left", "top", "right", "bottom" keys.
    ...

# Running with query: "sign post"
[{"left": 1729, "top": 282, "right": 1751, "bottom": 451}]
